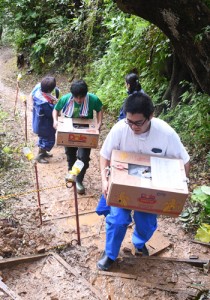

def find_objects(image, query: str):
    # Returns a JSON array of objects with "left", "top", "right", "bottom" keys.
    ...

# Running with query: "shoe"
[
  {"left": 136, "top": 244, "right": 149, "bottom": 256},
  {"left": 43, "top": 151, "right": 53, "bottom": 158},
  {"left": 35, "top": 148, "right": 49, "bottom": 164},
  {"left": 97, "top": 252, "right": 114, "bottom": 271},
  {"left": 35, "top": 154, "right": 49, "bottom": 164},
  {"left": 76, "top": 182, "right": 85, "bottom": 195}
]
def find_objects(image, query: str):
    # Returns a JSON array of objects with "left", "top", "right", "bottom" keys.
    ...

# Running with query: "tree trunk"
[
  {"left": 115, "top": 0, "right": 210, "bottom": 95},
  {"left": 164, "top": 52, "right": 191, "bottom": 107}
]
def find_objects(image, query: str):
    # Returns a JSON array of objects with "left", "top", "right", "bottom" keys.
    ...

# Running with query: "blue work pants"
[
  {"left": 38, "top": 136, "right": 55, "bottom": 152},
  {"left": 105, "top": 206, "right": 157, "bottom": 260}
]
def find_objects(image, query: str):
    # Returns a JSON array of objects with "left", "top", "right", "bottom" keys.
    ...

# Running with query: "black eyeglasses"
[{"left": 125, "top": 118, "right": 147, "bottom": 128}]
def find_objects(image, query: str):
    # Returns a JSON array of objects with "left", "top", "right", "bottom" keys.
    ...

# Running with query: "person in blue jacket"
[
  {"left": 118, "top": 73, "right": 144, "bottom": 121},
  {"left": 31, "top": 76, "right": 59, "bottom": 163}
]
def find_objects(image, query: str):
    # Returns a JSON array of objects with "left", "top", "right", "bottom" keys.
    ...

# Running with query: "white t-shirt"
[{"left": 100, "top": 118, "right": 190, "bottom": 164}]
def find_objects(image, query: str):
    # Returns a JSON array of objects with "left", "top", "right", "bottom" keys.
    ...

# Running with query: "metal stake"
[
  {"left": 14, "top": 81, "right": 20, "bottom": 116},
  {"left": 66, "top": 181, "right": 81, "bottom": 245},
  {"left": 34, "top": 162, "right": 42, "bottom": 225},
  {"left": 24, "top": 99, "right": 27, "bottom": 143}
]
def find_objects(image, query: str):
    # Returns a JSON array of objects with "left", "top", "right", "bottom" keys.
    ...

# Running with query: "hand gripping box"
[
  {"left": 56, "top": 117, "right": 99, "bottom": 148},
  {"left": 107, "top": 150, "right": 189, "bottom": 217}
]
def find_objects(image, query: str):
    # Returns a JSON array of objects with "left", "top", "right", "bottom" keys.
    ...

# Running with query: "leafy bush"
[
  {"left": 195, "top": 223, "right": 210, "bottom": 243},
  {"left": 191, "top": 186, "right": 210, "bottom": 221},
  {"left": 161, "top": 86, "right": 210, "bottom": 152},
  {"left": 180, "top": 186, "right": 210, "bottom": 240},
  {"left": 86, "top": 14, "right": 170, "bottom": 114},
  {"left": 192, "top": 186, "right": 210, "bottom": 242},
  {"left": 0, "top": 111, "right": 13, "bottom": 170}
]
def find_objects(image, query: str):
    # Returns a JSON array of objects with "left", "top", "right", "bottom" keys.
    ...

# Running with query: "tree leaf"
[
  {"left": 3, "top": 146, "right": 11, "bottom": 154},
  {"left": 201, "top": 185, "right": 210, "bottom": 196},
  {"left": 195, "top": 223, "right": 210, "bottom": 243}
]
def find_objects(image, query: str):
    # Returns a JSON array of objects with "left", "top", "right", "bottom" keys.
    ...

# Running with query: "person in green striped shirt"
[{"left": 53, "top": 80, "right": 103, "bottom": 194}]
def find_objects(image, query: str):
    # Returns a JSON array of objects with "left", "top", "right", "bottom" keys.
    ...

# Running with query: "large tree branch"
[{"left": 115, "top": 0, "right": 210, "bottom": 95}]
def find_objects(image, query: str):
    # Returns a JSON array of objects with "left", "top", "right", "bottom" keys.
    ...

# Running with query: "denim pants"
[
  {"left": 65, "top": 147, "right": 91, "bottom": 183},
  {"left": 105, "top": 206, "right": 157, "bottom": 260}
]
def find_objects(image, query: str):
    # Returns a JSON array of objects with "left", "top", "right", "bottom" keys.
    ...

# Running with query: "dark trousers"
[{"left": 65, "top": 147, "right": 91, "bottom": 183}]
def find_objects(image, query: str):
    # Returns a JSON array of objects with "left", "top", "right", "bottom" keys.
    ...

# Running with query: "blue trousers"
[
  {"left": 38, "top": 136, "right": 55, "bottom": 152},
  {"left": 105, "top": 206, "right": 157, "bottom": 260}
]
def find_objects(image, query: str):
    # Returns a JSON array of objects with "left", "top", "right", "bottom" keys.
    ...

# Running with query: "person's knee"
[
  {"left": 106, "top": 211, "right": 131, "bottom": 226},
  {"left": 77, "top": 149, "right": 91, "bottom": 164}
]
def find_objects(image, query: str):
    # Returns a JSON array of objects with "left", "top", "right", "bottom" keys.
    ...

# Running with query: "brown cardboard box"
[
  {"left": 56, "top": 117, "right": 99, "bottom": 148},
  {"left": 107, "top": 150, "right": 189, "bottom": 217}
]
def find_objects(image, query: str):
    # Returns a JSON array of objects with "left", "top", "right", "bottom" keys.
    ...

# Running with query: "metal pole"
[
  {"left": 73, "top": 182, "right": 81, "bottom": 245},
  {"left": 14, "top": 82, "right": 19, "bottom": 115},
  {"left": 24, "top": 99, "right": 27, "bottom": 143},
  {"left": 34, "top": 162, "right": 42, "bottom": 225}
]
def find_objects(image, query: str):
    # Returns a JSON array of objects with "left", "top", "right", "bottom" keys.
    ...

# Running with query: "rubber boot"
[
  {"left": 35, "top": 148, "right": 49, "bottom": 164},
  {"left": 43, "top": 151, "right": 53, "bottom": 158},
  {"left": 76, "top": 181, "right": 85, "bottom": 195}
]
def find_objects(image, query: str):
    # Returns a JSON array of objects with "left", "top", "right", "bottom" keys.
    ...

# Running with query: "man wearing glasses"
[{"left": 97, "top": 92, "right": 190, "bottom": 271}]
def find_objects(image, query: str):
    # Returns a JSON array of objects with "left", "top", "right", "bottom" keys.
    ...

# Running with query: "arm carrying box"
[
  {"left": 107, "top": 150, "right": 189, "bottom": 217},
  {"left": 56, "top": 117, "right": 99, "bottom": 148}
]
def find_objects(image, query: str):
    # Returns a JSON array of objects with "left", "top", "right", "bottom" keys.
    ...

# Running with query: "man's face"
[
  {"left": 74, "top": 95, "right": 86, "bottom": 104},
  {"left": 125, "top": 112, "right": 152, "bottom": 135}
]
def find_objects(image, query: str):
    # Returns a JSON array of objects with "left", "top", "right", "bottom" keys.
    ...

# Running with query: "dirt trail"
[{"left": 0, "top": 46, "right": 209, "bottom": 300}]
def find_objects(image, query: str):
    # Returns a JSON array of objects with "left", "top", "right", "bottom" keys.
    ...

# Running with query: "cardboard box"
[
  {"left": 56, "top": 117, "right": 99, "bottom": 148},
  {"left": 107, "top": 150, "right": 189, "bottom": 217}
]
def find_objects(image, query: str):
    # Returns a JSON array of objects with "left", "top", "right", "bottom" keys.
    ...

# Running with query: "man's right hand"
[{"left": 102, "top": 179, "right": 109, "bottom": 197}]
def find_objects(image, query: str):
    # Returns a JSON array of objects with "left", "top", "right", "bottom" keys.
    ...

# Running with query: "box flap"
[
  {"left": 111, "top": 149, "right": 151, "bottom": 165},
  {"left": 58, "top": 118, "right": 73, "bottom": 133},
  {"left": 151, "top": 156, "right": 187, "bottom": 191}
]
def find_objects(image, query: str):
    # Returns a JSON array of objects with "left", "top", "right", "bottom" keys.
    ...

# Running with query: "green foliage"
[
  {"left": 161, "top": 85, "right": 210, "bottom": 152},
  {"left": 202, "top": 0, "right": 210, "bottom": 8},
  {"left": 0, "top": 0, "right": 112, "bottom": 72},
  {"left": 86, "top": 13, "right": 170, "bottom": 114},
  {"left": 0, "top": 139, "right": 15, "bottom": 171},
  {"left": 180, "top": 186, "right": 210, "bottom": 234},
  {"left": 0, "top": 109, "right": 21, "bottom": 171},
  {"left": 191, "top": 186, "right": 210, "bottom": 216},
  {"left": 195, "top": 25, "right": 210, "bottom": 42},
  {"left": 207, "top": 151, "right": 210, "bottom": 166},
  {"left": 195, "top": 223, "right": 210, "bottom": 243},
  {"left": 0, "top": 111, "right": 12, "bottom": 170},
  {"left": 179, "top": 206, "right": 201, "bottom": 228}
]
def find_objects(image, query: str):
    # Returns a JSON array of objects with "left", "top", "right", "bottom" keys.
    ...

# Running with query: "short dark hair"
[
  {"left": 125, "top": 73, "right": 142, "bottom": 94},
  {"left": 70, "top": 80, "right": 88, "bottom": 97},
  {"left": 124, "top": 92, "right": 154, "bottom": 119},
  {"left": 41, "top": 77, "right": 56, "bottom": 93}
]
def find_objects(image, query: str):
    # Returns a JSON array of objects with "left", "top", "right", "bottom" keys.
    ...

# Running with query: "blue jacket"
[{"left": 32, "top": 85, "right": 55, "bottom": 138}]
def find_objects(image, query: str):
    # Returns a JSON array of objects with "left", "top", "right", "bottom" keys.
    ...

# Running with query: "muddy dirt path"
[{"left": 0, "top": 46, "right": 209, "bottom": 300}]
